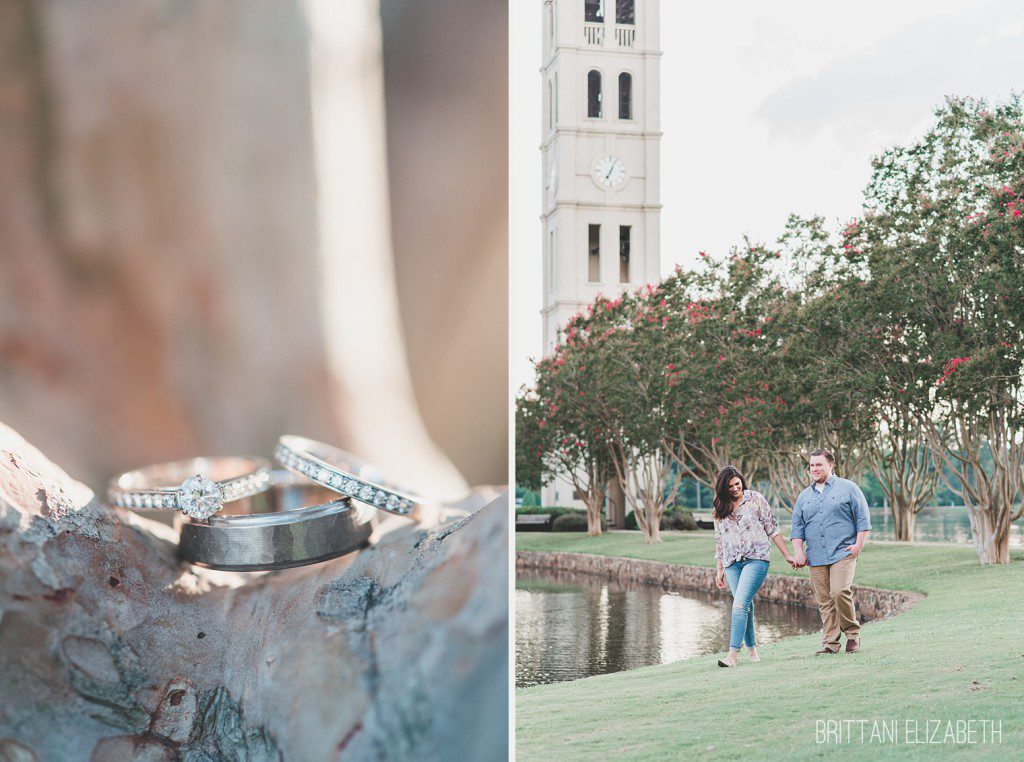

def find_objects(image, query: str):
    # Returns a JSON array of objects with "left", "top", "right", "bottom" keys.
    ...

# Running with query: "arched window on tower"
[
  {"left": 587, "top": 70, "right": 602, "bottom": 118},
  {"left": 618, "top": 72, "right": 632, "bottom": 120},
  {"left": 585, "top": 0, "right": 605, "bottom": 22},
  {"left": 616, "top": 0, "right": 635, "bottom": 24}
]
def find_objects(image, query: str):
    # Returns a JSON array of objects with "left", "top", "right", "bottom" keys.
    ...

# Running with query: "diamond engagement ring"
[
  {"left": 108, "top": 456, "right": 272, "bottom": 520},
  {"left": 274, "top": 435, "right": 424, "bottom": 519},
  {"left": 175, "top": 471, "right": 375, "bottom": 571}
]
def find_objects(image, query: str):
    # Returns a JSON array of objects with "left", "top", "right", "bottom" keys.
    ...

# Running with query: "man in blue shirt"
[{"left": 790, "top": 448, "right": 871, "bottom": 654}]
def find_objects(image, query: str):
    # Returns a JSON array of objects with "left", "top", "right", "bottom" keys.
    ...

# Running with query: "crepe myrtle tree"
[
  {"left": 829, "top": 227, "right": 940, "bottom": 541},
  {"left": 517, "top": 318, "right": 616, "bottom": 536},
  {"left": 513, "top": 390, "right": 546, "bottom": 495},
  {"left": 786, "top": 219, "right": 883, "bottom": 468},
  {"left": 577, "top": 287, "right": 682, "bottom": 544},
  {"left": 656, "top": 245, "right": 788, "bottom": 495},
  {"left": 647, "top": 265, "right": 724, "bottom": 490},
  {"left": 856, "top": 94, "right": 1024, "bottom": 563},
  {"left": 664, "top": 224, "right": 869, "bottom": 514},
  {"left": 768, "top": 214, "right": 934, "bottom": 533},
  {"left": 744, "top": 218, "right": 828, "bottom": 513}
]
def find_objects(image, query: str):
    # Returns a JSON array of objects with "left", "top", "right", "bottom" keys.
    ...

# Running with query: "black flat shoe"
[{"left": 717, "top": 658, "right": 736, "bottom": 667}]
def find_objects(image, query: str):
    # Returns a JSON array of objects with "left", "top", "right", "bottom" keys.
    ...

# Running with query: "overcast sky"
[{"left": 510, "top": 0, "right": 1024, "bottom": 392}]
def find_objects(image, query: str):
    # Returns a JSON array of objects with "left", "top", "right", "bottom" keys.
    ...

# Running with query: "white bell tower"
[
  {"left": 540, "top": 0, "right": 661, "bottom": 509},
  {"left": 541, "top": 0, "right": 662, "bottom": 354}
]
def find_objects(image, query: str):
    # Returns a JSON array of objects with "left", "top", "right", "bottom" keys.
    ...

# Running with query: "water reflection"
[
  {"left": 774, "top": 507, "right": 1022, "bottom": 547},
  {"left": 516, "top": 568, "right": 822, "bottom": 688},
  {"left": 867, "top": 507, "right": 1022, "bottom": 546}
]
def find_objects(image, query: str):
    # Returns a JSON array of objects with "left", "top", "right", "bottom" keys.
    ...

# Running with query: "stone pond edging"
[{"left": 516, "top": 551, "right": 924, "bottom": 621}]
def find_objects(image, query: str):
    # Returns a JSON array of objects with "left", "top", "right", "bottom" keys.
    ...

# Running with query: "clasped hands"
[
  {"left": 786, "top": 544, "right": 861, "bottom": 569},
  {"left": 786, "top": 553, "right": 807, "bottom": 570}
]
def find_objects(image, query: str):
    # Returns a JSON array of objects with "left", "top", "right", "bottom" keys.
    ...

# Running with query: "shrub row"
[{"left": 623, "top": 509, "right": 698, "bottom": 531}]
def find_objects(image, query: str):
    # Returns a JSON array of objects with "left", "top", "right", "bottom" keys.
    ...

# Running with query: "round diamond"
[
  {"left": 386, "top": 494, "right": 400, "bottom": 512},
  {"left": 373, "top": 490, "right": 387, "bottom": 507},
  {"left": 177, "top": 474, "right": 223, "bottom": 519},
  {"left": 358, "top": 484, "right": 374, "bottom": 502},
  {"left": 343, "top": 479, "right": 359, "bottom": 496}
]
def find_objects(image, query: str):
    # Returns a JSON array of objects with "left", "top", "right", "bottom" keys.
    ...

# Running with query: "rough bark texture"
[
  {"left": 583, "top": 492, "right": 603, "bottom": 538},
  {"left": 0, "top": 423, "right": 508, "bottom": 761}
]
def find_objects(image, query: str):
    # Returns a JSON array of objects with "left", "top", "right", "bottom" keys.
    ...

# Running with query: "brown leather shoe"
[
  {"left": 845, "top": 639, "right": 860, "bottom": 653},
  {"left": 815, "top": 647, "right": 838, "bottom": 655}
]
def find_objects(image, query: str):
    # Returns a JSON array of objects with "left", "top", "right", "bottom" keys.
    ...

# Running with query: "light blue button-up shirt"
[{"left": 790, "top": 475, "right": 871, "bottom": 566}]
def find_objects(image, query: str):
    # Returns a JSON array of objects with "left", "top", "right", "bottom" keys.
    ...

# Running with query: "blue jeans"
[{"left": 723, "top": 557, "right": 770, "bottom": 650}]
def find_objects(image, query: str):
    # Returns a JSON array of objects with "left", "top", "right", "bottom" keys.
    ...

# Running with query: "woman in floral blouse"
[{"left": 713, "top": 465, "right": 797, "bottom": 667}]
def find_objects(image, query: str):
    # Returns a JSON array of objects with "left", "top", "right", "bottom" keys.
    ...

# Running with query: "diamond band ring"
[
  {"left": 175, "top": 471, "right": 375, "bottom": 571},
  {"left": 275, "top": 435, "right": 424, "bottom": 519},
  {"left": 108, "top": 456, "right": 272, "bottom": 520}
]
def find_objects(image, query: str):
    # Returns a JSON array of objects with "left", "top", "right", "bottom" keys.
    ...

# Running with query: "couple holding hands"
[{"left": 712, "top": 449, "right": 871, "bottom": 668}]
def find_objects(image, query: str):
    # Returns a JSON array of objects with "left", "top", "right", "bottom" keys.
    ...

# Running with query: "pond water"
[
  {"left": 774, "top": 506, "right": 1022, "bottom": 547},
  {"left": 516, "top": 567, "right": 822, "bottom": 688},
  {"left": 867, "top": 506, "right": 1022, "bottom": 546}
]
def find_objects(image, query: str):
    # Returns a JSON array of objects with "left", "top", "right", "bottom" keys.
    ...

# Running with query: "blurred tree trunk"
[
  {"left": 0, "top": 0, "right": 339, "bottom": 490},
  {"left": 381, "top": 0, "right": 508, "bottom": 487}
]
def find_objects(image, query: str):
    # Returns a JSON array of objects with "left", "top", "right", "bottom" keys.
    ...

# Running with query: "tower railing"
[
  {"left": 614, "top": 25, "right": 636, "bottom": 48},
  {"left": 583, "top": 22, "right": 605, "bottom": 46}
]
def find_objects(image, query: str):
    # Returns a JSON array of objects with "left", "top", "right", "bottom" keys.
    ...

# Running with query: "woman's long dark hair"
[{"left": 713, "top": 466, "right": 747, "bottom": 520}]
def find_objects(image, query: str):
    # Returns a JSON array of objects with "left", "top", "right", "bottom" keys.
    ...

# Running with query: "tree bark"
[
  {"left": 0, "top": 423, "right": 507, "bottom": 760},
  {"left": 924, "top": 411, "right": 1019, "bottom": 565},
  {"left": 889, "top": 496, "right": 918, "bottom": 542},
  {"left": 643, "top": 506, "right": 662, "bottom": 545},
  {"left": 966, "top": 505, "right": 1011, "bottom": 565},
  {"left": 584, "top": 491, "right": 603, "bottom": 537}
]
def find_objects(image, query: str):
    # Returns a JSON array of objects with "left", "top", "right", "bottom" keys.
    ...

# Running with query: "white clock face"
[{"left": 592, "top": 155, "right": 627, "bottom": 189}]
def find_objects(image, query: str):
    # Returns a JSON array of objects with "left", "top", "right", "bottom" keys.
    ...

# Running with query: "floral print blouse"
[{"left": 713, "top": 490, "right": 781, "bottom": 567}]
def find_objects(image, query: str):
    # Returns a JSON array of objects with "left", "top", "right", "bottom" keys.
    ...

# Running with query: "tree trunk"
[
  {"left": 643, "top": 504, "right": 662, "bottom": 545},
  {"left": 0, "top": 423, "right": 507, "bottom": 760},
  {"left": 966, "top": 505, "right": 1011, "bottom": 565},
  {"left": 891, "top": 497, "right": 916, "bottom": 542},
  {"left": 584, "top": 492, "right": 603, "bottom": 537}
]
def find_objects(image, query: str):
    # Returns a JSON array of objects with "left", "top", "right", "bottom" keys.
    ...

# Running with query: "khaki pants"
[{"left": 808, "top": 554, "right": 859, "bottom": 651}]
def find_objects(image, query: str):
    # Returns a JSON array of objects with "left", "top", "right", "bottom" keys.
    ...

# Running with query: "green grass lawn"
[{"left": 516, "top": 530, "right": 1024, "bottom": 760}]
